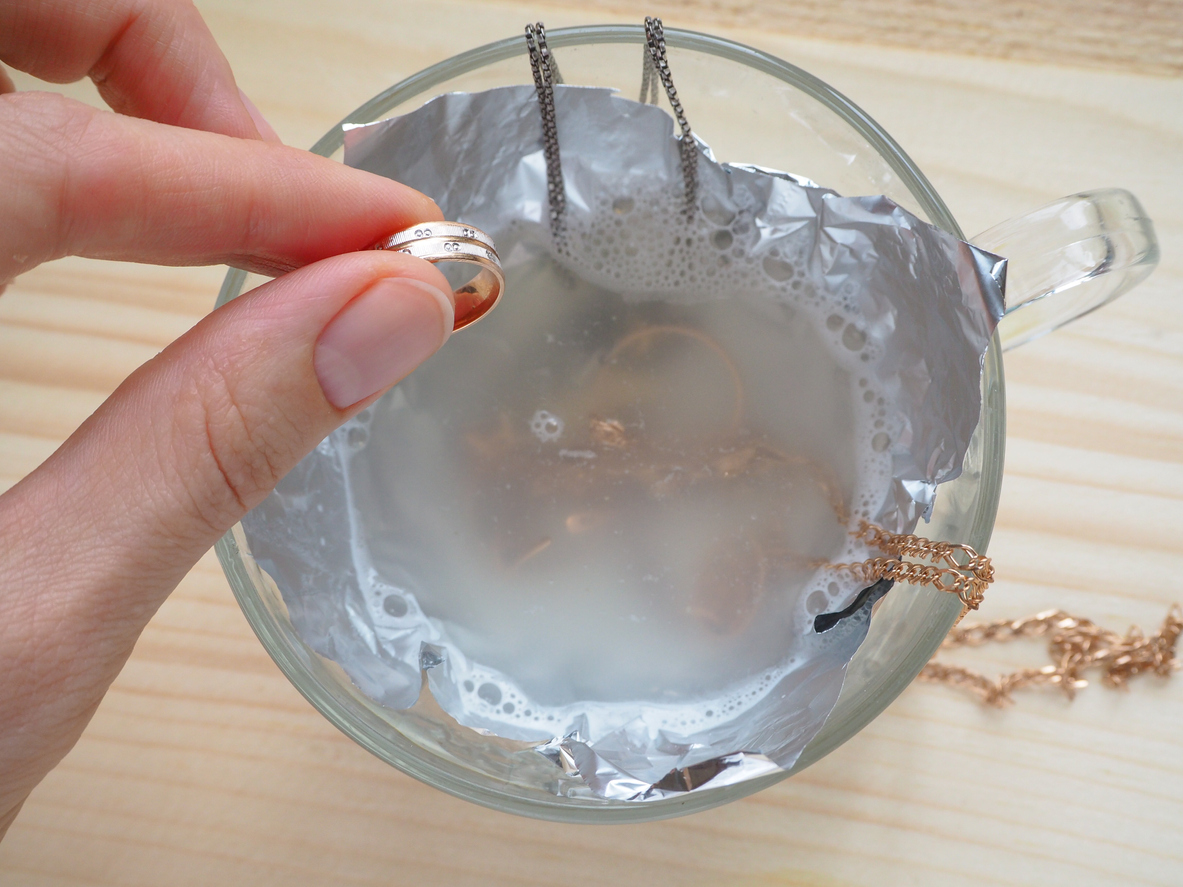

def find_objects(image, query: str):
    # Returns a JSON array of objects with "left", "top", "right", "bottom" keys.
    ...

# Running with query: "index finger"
[
  {"left": 0, "top": 0, "right": 262, "bottom": 139},
  {"left": 1, "top": 92, "right": 443, "bottom": 281}
]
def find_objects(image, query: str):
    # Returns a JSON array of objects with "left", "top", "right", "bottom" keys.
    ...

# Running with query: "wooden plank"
[{"left": 522, "top": 0, "right": 1183, "bottom": 76}]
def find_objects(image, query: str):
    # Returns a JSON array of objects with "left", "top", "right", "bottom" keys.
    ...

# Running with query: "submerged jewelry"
[{"left": 372, "top": 222, "right": 504, "bottom": 331}]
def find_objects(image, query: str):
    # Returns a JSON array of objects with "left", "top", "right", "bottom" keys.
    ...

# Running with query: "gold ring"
[{"left": 371, "top": 222, "right": 504, "bottom": 331}]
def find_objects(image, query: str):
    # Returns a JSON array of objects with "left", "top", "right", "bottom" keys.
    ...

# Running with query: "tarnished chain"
[
  {"left": 639, "top": 46, "right": 660, "bottom": 105},
  {"left": 525, "top": 19, "right": 696, "bottom": 229},
  {"left": 524, "top": 23, "right": 566, "bottom": 239},
  {"left": 643, "top": 17, "right": 698, "bottom": 218},
  {"left": 919, "top": 606, "right": 1182, "bottom": 706},
  {"left": 830, "top": 521, "right": 994, "bottom": 610}
]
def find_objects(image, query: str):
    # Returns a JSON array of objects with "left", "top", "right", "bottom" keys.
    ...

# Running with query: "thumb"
[
  {"left": 11, "top": 248, "right": 455, "bottom": 610},
  {"left": 0, "top": 250, "right": 453, "bottom": 815}
]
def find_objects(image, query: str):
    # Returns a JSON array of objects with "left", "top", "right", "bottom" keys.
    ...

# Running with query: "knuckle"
[
  {"left": 239, "top": 184, "right": 269, "bottom": 253},
  {"left": 0, "top": 92, "right": 108, "bottom": 265},
  {"left": 2, "top": 91, "right": 94, "bottom": 152},
  {"left": 180, "top": 352, "right": 304, "bottom": 528}
]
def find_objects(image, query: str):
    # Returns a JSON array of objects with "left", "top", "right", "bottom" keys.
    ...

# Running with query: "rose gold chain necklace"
[
  {"left": 917, "top": 605, "right": 1182, "bottom": 706},
  {"left": 829, "top": 521, "right": 995, "bottom": 611},
  {"left": 841, "top": 525, "right": 1181, "bottom": 705}
]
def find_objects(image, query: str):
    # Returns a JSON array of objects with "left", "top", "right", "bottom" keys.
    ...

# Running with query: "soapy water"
[{"left": 329, "top": 182, "right": 901, "bottom": 744}]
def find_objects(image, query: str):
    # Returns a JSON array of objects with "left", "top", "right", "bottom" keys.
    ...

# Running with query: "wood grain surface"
[
  {"left": 526, "top": 0, "right": 1183, "bottom": 76},
  {"left": 1, "top": 1, "right": 1182, "bottom": 885}
]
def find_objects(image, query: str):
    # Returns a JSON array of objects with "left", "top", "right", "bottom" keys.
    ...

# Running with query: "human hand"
[{"left": 0, "top": 0, "right": 456, "bottom": 837}]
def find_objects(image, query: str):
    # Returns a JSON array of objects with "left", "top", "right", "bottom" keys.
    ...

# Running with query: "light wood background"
[
  {"left": 2, "top": 1, "right": 1181, "bottom": 884},
  {"left": 546, "top": 0, "right": 1183, "bottom": 76}
]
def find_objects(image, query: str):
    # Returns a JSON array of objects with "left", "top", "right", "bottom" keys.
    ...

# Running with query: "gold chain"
[
  {"left": 831, "top": 521, "right": 995, "bottom": 611},
  {"left": 918, "top": 606, "right": 1182, "bottom": 706},
  {"left": 833, "top": 526, "right": 1180, "bottom": 706}
]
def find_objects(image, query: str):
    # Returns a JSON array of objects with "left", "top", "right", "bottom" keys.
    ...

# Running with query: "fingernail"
[
  {"left": 315, "top": 277, "right": 453, "bottom": 409},
  {"left": 238, "top": 88, "right": 282, "bottom": 143}
]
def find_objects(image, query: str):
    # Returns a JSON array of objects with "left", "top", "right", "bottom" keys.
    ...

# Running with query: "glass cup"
[{"left": 215, "top": 25, "right": 1158, "bottom": 823}]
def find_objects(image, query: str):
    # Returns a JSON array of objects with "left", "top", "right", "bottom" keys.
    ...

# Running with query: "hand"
[{"left": 0, "top": 0, "right": 456, "bottom": 837}]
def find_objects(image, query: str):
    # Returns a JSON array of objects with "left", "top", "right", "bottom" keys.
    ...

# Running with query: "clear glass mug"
[{"left": 215, "top": 25, "right": 1158, "bottom": 823}]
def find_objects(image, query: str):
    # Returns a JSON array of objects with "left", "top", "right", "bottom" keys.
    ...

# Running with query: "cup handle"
[{"left": 971, "top": 189, "right": 1159, "bottom": 351}]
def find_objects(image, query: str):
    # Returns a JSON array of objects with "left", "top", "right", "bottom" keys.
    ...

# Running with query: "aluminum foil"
[{"left": 241, "top": 85, "right": 1005, "bottom": 802}]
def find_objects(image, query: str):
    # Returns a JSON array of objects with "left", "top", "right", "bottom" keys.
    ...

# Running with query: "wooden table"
[{"left": 2, "top": 2, "right": 1181, "bottom": 884}]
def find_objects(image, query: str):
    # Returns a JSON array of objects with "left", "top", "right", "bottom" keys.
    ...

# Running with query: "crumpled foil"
[{"left": 241, "top": 85, "right": 1005, "bottom": 802}]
